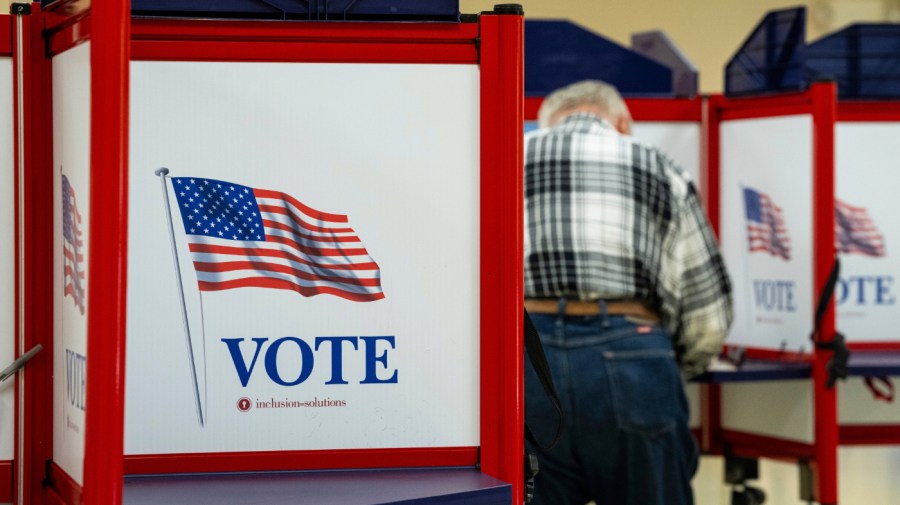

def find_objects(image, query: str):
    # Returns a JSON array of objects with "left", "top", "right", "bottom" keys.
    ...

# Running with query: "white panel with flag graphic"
[
  {"left": 51, "top": 41, "right": 91, "bottom": 486},
  {"left": 836, "top": 122, "right": 900, "bottom": 342},
  {"left": 126, "top": 60, "right": 481, "bottom": 454},
  {"left": 719, "top": 115, "right": 815, "bottom": 353}
]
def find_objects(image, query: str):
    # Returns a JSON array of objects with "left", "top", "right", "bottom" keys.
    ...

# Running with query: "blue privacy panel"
[
  {"left": 631, "top": 30, "right": 698, "bottom": 97},
  {"left": 725, "top": 7, "right": 807, "bottom": 97},
  {"left": 524, "top": 20, "right": 673, "bottom": 97},
  {"left": 43, "top": 0, "right": 460, "bottom": 21},
  {"left": 807, "top": 24, "right": 900, "bottom": 99}
]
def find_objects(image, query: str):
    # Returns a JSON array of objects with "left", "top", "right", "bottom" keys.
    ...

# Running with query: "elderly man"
[{"left": 523, "top": 80, "right": 733, "bottom": 505}]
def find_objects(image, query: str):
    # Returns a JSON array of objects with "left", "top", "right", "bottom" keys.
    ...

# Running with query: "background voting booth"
[
  {"left": 708, "top": 82, "right": 838, "bottom": 504},
  {"left": 524, "top": 12, "right": 900, "bottom": 505},
  {"left": 14, "top": 1, "right": 526, "bottom": 503},
  {"left": 705, "top": 7, "right": 900, "bottom": 504},
  {"left": 522, "top": 19, "right": 707, "bottom": 438},
  {"left": 832, "top": 97, "right": 900, "bottom": 444}
]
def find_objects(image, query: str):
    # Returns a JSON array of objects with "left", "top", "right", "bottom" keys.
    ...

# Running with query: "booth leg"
[{"left": 724, "top": 454, "right": 766, "bottom": 505}]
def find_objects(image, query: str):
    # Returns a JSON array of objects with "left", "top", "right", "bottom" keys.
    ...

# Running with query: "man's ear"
[{"left": 616, "top": 116, "right": 632, "bottom": 135}]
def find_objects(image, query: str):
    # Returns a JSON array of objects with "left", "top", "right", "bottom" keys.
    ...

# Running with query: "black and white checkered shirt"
[{"left": 524, "top": 112, "right": 733, "bottom": 374}]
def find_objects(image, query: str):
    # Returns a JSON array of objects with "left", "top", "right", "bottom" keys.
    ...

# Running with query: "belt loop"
[
  {"left": 598, "top": 299, "right": 611, "bottom": 328},
  {"left": 556, "top": 298, "right": 567, "bottom": 325}
]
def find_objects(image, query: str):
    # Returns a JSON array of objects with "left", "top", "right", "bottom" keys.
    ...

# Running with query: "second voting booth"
[
  {"left": 708, "top": 82, "right": 839, "bottom": 504},
  {"left": 523, "top": 11, "right": 900, "bottom": 504},
  {"left": 705, "top": 7, "right": 900, "bottom": 504},
  {"left": 17, "top": 1, "right": 526, "bottom": 503}
]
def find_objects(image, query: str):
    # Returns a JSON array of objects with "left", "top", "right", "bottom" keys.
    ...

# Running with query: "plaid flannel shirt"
[{"left": 524, "top": 112, "right": 733, "bottom": 375}]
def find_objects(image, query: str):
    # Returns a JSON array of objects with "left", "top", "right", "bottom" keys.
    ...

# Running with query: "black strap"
[
  {"left": 810, "top": 258, "right": 850, "bottom": 388},
  {"left": 813, "top": 258, "right": 841, "bottom": 334},
  {"left": 524, "top": 308, "right": 564, "bottom": 450}
]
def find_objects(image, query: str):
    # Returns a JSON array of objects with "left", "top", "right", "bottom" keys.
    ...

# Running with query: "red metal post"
[
  {"left": 699, "top": 95, "right": 723, "bottom": 457},
  {"left": 810, "top": 81, "right": 838, "bottom": 505},
  {"left": 10, "top": 8, "right": 28, "bottom": 505},
  {"left": 479, "top": 6, "right": 524, "bottom": 504},
  {"left": 82, "top": 1, "right": 130, "bottom": 503},
  {"left": 705, "top": 95, "right": 723, "bottom": 236},
  {"left": 11, "top": 5, "right": 56, "bottom": 505}
]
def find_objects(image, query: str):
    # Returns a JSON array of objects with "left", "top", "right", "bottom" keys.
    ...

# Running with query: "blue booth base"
[
  {"left": 123, "top": 468, "right": 511, "bottom": 505},
  {"left": 694, "top": 350, "right": 900, "bottom": 383}
]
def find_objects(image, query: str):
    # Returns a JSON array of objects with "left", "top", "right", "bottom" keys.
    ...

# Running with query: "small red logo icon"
[{"left": 237, "top": 397, "right": 252, "bottom": 412}]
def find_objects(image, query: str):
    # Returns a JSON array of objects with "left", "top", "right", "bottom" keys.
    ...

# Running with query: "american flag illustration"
[
  {"left": 743, "top": 186, "right": 791, "bottom": 260},
  {"left": 170, "top": 177, "right": 384, "bottom": 302},
  {"left": 836, "top": 198, "right": 885, "bottom": 257},
  {"left": 62, "top": 175, "right": 86, "bottom": 314}
]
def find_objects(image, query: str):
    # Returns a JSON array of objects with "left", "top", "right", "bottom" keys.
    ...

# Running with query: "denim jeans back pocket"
[{"left": 603, "top": 348, "right": 683, "bottom": 437}]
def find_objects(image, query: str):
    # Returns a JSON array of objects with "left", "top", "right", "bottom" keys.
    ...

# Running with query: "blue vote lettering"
[
  {"left": 837, "top": 275, "right": 895, "bottom": 306},
  {"left": 264, "top": 337, "right": 315, "bottom": 386},
  {"left": 65, "top": 349, "right": 87, "bottom": 411},
  {"left": 315, "top": 336, "right": 358, "bottom": 385},
  {"left": 360, "top": 336, "right": 399, "bottom": 384},
  {"left": 753, "top": 280, "right": 797, "bottom": 312},
  {"left": 221, "top": 336, "right": 398, "bottom": 387}
]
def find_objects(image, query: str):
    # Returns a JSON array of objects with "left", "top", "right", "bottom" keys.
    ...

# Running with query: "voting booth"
[
  {"left": 28, "top": 1, "right": 525, "bottom": 503},
  {"left": 706, "top": 7, "right": 900, "bottom": 504},
  {"left": 808, "top": 23, "right": 900, "bottom": 353},
  {"left": 708, "top": 9, "right": 840, "bottom": 504},
  {"left": 827, "top": 27, "right": 900, "bottom": 454},
  {"left": 708, "top": 81, "right": 838, "bottom": 503}
]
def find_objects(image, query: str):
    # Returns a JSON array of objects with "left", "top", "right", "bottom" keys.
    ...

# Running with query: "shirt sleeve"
[{"left": 669, "top": 183, "right": 734, "bottom": 377}]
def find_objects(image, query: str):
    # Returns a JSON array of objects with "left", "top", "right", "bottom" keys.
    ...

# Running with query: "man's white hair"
[{"left": 537, "top": 80, "right": 630, "bottom": 129}]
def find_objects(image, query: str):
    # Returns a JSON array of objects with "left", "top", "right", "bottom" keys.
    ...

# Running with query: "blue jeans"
[{"left": 525, "top": 302, "right": 698, "bottom": 505}]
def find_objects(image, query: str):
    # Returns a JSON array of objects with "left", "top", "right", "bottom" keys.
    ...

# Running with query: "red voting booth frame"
[
  {"left": 524, "top": 96, "right": 706, "bottom": 196},
  {"left": 707, "top": 83, "right": 840, "bottom": 505},
  {"left": 524, "top": 96, "right": 704, "bottom": 125},
  {"left": 12, "top": 5, "right": 898, "bottom": 505},
  {"left": 10, "top": 6, "right": 56, "bottom": 505},
  {"left": 15, "top": 2, "right": 525, "bottom": 504},
  {"left": 707, "top": 85, "right": 900, "bottom": 505}
]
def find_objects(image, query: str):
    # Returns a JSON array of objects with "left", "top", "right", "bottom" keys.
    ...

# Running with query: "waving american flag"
[
  {"left": 170, "top": 177, "right": 384, "bottom": 302},
  {"left": 62, "top": 175, "right": 86, "bottom": 314},
  {"left": 743, "top": 186, "right": 791, "bottom": 260},
  {"left": 836, "top": 198, "right": 885, "bottom": 257}
]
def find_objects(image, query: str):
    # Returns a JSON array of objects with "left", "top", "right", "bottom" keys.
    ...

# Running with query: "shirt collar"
[{"left": 557, "top": 111, "right": 617, "bottom": 132}]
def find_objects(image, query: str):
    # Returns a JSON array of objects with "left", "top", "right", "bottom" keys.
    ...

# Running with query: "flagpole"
[{"left": 155, "top": 167, "right": 204, "bottom": 427}]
